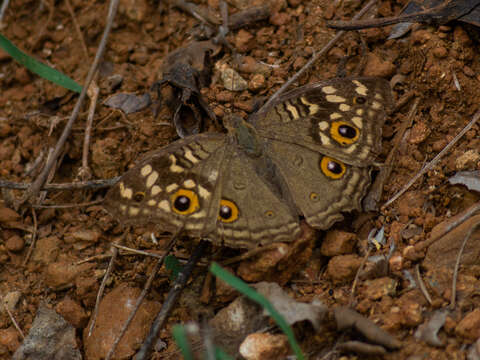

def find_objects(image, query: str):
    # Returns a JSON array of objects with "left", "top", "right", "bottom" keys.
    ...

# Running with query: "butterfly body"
[{"left": 104, "top": 77, "right": 393, "bottom": 248}]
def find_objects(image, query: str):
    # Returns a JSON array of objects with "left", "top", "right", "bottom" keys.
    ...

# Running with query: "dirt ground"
[{"left": 0, "top": 0, "right": 479, "bottom": 359}]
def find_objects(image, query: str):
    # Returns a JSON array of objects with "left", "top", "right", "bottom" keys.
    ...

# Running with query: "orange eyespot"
[
  {"left": 133, "top": 192, "right": 145, "bottom": 202},
  {"left": 310, "top": 193, "right": 319, "bottom": 201},
  {"left": 330, "top": 121, "right": 359, "bottom": 145},
  {"left": 320, "top": 156, "right": 346, "bottom": 179},
  {"left": 218, "top": 199, "right": 239, "bottom": 223},
  {"left": 171, "top": 189, "right": 199, "bottom": 215},
  {"left": 265, "top": 210, "right": 275, "bottom": 218}
]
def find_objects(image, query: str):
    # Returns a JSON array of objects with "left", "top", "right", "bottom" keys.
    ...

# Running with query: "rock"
[
  {"left": 249, "top": 74, "right": 266, "bottom": 91},
  {"left": 32, "top": 236, "right": 60, "bottom": 263},
  {"left": 12, "top": 304, "right": 81, "bottom": 360},
  {"left": 397, "top": 191, "right": 424, "bottom": 218},
  {"left": 83, "top": 284, "right": 161, "bottom": 359},
  {"left": 64, "top": 229, "right": 101, "bottom": 244},
  {"left": 0, "top": 327, "right": 20, "bottom": 353},
  {"left": 216, "top": 62, "right": 248, "bottom": 91},
  {"left": 56, "top": 297, "right": 89, "bottom": 329},
  {"left": 364, "top": 277, "right": 397, "bottom": 300},
  {"left": 210, "top": 296, "right": 264, "bottom": 355},
  {"left": 235, "top": 29, "right": 255, "bottom": 53},
  {"left": 363, "top": 53, "right": 396, "bottom": 78},
  {"left": 0, "top": 207, "right": 20, "bottom": 223},
  {"left": 320, "top": 230, "right": 356, "bottom": 256},
  {"left": 119, "top": 0, "right": 148, "bottom": 21},
  {"left": 44, "top": 261, "right": 94, "bottom": 290},
  {"left": 432, "top": 46, "right": 448, "bottom": 59},
  {"left": 239, "top": 333, "right": 289, "bottom": 360},
  {"left": 455, "top": 150, "right": 480, "bottom": 170},
  {"left": 5, "top": 235, "right": 24, "bottom": 252},
  {"left": 456, "top": 308, "right": 480, "bottom": 341},
  {"left": 326, "top": 254, "right": 363, "bottom": 282},
  {"left": 3, "top": 291, "right": 22, "bottom": 313},
  {"left": 408, "top": 121, "right": 431, "bottom": 144}
]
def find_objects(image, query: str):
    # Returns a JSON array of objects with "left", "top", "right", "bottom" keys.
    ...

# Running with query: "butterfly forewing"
[{"left": 104, "top": 133, "right": 227, "bottom": 238}]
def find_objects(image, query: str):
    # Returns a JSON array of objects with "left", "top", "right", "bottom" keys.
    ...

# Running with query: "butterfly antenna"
[{"left": 135, "top": 238, "right": 210, "bottom": 360}]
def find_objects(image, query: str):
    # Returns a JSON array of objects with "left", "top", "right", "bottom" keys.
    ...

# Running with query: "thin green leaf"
[
  {"left": 0, "top": 33, "right": 82, "bottom": 93},
  {"left": 165, "top": 254, "right": 182, "bottom": 280},
  {"left": 215, "top": 346, "right": 234, "bottom": 360},
  {"left": 172, "top": 324, "right": 194, "bottom": 360},
  {"left": 210, "top": 262, "right": 305, "bottom": 360}
]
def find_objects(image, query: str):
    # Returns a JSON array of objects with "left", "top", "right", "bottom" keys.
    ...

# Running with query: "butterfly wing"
[
  {"left": 211, "top": 147, "right": 301, "bottom": 248},
  {"left": 104, "top": 133, "right": 228, "bottom": 238},
  {"left": 251, "top": 77, "right": 393, "bottom": 166}
]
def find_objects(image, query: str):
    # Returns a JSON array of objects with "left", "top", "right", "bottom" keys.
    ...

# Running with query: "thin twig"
[
  {"left": 111, "top": 243, "right": 167, "bottom": 259},
  {"left": 257, "top": 0, "right": 377, "bottom": 114},
  {"left": 0, "top": 177, "right": 119, "bottom": 191},
  {"left": 87, "top": 241, "right": 120, "bottom": 337},
  {"left": 105, "top": 236, "right": 177, "bottom": 360},
  {"left": 415, "top": 201, "right": 480, "bottom": 252},
  {"left": 31, "top": 199, "right": 103, "bottom": 208},
  {"left": 136, "top": 240, "right": 209, "bottom": 360},
  {"left": 0, "top": 0, "right": 10, "bottom": 23},
  {"left": 364, "top": 98, "right": 420, "bottom": 210},
  {"left": 65, "top": 0, "right": 90, "bottom": 61},
  {"left": 22, "top": 208, "right": 38, "bottom": 266},
  {"left": 79, "top": 81, "right": 100, "bottom": 180},
  {"left": 415, "top": 264, "right": 432, "bottom": 305},
  {"left": 4, "top": 305, "right": 25, "bottom": 339},
  {"left": 349, "top": 247, "right": 371, "bottom": 307},
  {"left": 384, "top": 109, "right": 480, "bottom": 207},
  {"left": 450, "top": 222, "right": 480, "bottom": 310},
  {"left": 20, "top": 0, "right": 120, "bottom": 206},
  {"left": 220, "top": 242, "right": 280, "bottom": 266}
]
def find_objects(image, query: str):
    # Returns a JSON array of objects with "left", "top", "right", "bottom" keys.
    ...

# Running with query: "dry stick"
[
  {"left": 415, "top": 264, "right": 432, "bottom": 305},
  {"left": 79, "top": 81, "right": 100, "bottom": 180},
  {"left": 0, "top": 177, "right": 119, "bottom": 191},
  {"left": 136, "top": 240, "right": 210, "bottom": 360},
  {"left": 87, "top": 242, "right": 120, "bottom": 337},
  {"left": 4, "top": 305, "right": 25, "bottom": 339},
  {"left": 450, "top": 222, "right": 480, "bottom": 310},
  {"left": 415, "top": 201, "right": 480, "bottom": 253},
  {"left": 112, "top": 243, "right": 168, "bottom": 259},
  {"left": 384, "top": 109, "right": 480, "bottom": 208},
  {"left": 0, "top": 0, "right": 10, "bottom": 23},
  {"left": 257, "top": 0, "right": 377, "bottom": 114},
  {"left": 364, "top": 98, "right": 420, "bottom": 210},
  {"left": 221, "top": 242, "right": 280, "bottom": 266},
  {"left": 105, "top": 236, "right": 177, "bottom": 360},
  {"left": 349, "top": 247, "right": 371, "bottom": 307},
  {"left": 22, "top": 208, "right": 38, "bottom": 266},
  {"left": 20, "top": 0, "right": 120, "bottom": 206},
  {"left": 31, "top": 199, "right": 103, "bottom": 208},
  {"left": 65, "top": 0, "right": 90, "bottom": 61}
]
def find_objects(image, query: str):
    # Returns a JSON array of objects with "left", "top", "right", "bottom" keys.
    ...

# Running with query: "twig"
[
  {"left": 364, "top": 98, "right": 420, "bottom": 211},
  {"left": 4, "top": 305, "right": 25, "bottom": 339},
  {"left": 105, "top": 236, "right": 177, "bottom": 360},
  {"left": 19, "top": 0, "right": 120, "bottom": 206},
  {"left": 384, "top": 109, "right": 480, "bottom": 207},
  {"left": 257, "top": 0, "right": 377, "bottom": 114},
  {"left": 87, "top": 239, "right": 120, "bottom": 337},
  {"left": 0, "top": 177, "right": 119, "bottom": 191},
  {"left": 0, "top": 0, "right": 10, "bottom": 23},
  {"left": 415, "top": 264, "right": 432, "bottom": 305},
  {"left": 31, "top": 199, "right": 103, "bottom": 208},
  {"left": 22, "top": 208, "right": 38, "bottom": 266},
  {"left": 172, "top": 0, "right": 220, "bottom": 26},
  {"left": 65, "top": 0, "right": 90, "bottom": 61},
  {"left": 450, "top": 222, "right": 480, "bottom": 310},
  {"left": 78, "top": 81, "right": 100, "bottom": 180},
  {"left": 221, "top": 242, "right": 280, "bottom": 266},
  {"left": 111, "top": 243, "right": 167, "bottom": 259},
  {"left": 349, "top": 247, "right": 371, "bottom": 307},
  {"left": 136, "top": 239, "right": 209, "bottom": 360}
]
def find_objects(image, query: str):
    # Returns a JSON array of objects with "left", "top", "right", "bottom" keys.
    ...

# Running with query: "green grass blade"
[
  {"left": 215, "top": 346, "right": 234, "bottom": 360},
  {"left": 210, "top": 262, "right": 305, "bottom": 360},
  {"left": 0, "top": 33, "right": 82, "bottom": 93},
  {"left": 172, "top": 324, "right": 194, "bottom": 360}
]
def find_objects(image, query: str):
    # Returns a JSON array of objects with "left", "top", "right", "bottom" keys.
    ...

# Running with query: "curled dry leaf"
[
  {"left": 414, "top": 309, "right": 448, "bottom": 347},
  {"left": 334, "top": 307, "right": 402, "bottom": 350},
  {"left": 449, "top": 171, "right": 480, "bottom": 193},
  {"left": 154, "top": 40, "right": 220, "bottom": 138}
]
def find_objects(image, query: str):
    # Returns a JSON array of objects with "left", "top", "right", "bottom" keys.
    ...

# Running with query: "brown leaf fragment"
[
  {"left": 334, "top": 307, "right": 402, "bottom": 350},
  {"left": 449, "top": 171, "right": 480, "bottom": 193},
  {"left": 414, "top": 310, "right": 447, "bottom": 347},
  {"left": 338, "top": 341, "right": 387, "bottom": 356}
]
